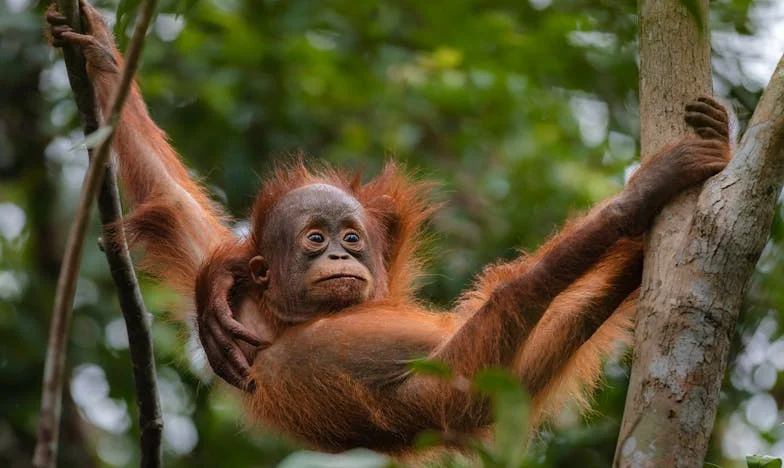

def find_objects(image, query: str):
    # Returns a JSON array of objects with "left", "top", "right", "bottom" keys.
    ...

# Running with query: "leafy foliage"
[
  {"left": 748, "top": 455, "right": 784, "bottom": 468},
  {"left": 0, "top": 0, "right": 778, "bottom": 466}
]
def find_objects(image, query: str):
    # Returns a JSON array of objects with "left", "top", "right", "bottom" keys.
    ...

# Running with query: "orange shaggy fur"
[{"left": 81, "top": 19, "right": 640, "bottom": 452}]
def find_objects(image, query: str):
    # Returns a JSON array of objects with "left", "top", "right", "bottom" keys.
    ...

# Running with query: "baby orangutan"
[{"left": 47, "top": 1, "right": 732, "bottom": 454}]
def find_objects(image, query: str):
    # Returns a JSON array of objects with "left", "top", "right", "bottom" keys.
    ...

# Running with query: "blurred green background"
[{"left": 1, "top": 0, "right": 783, "bottom": 466}]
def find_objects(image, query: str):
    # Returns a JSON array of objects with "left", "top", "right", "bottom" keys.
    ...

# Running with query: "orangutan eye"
[
  {"left": 307, "top": 232, "right": 325, "bottom": 243},
  {"left": 343, "top": 232, "right": 360, "bottom": 243}
]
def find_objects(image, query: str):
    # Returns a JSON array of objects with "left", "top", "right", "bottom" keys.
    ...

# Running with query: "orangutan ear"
[
  {"left": 249, "top": 255, "right": 270, "bottom": 287},
  {"left": 367, "top": 195, "right": 402, "bottom": 269}
]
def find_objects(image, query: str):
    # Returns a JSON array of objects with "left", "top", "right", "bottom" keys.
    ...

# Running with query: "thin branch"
[
  {"left": 33, "top": 1, "right": 161, "bottom": 467},
  {"left": 97, "top": 167, "right": 163, "bottom": 468}
]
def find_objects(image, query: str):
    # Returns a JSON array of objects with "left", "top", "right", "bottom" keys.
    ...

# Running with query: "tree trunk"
[{"left": 614, "top": 1, "right": 784, "bottom": 466}]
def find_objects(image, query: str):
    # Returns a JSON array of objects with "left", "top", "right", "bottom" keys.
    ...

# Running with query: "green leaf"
[
  {"left": 474, "top": 369, "right": 530, "bottom": 467},
  {"left": 473, "top": 369, "right": 520, "bottom": 394},
  {"left": 473, "top": 443, "right": 503, "bottom": 468},
  {"left": 747, "top": 455, "right": 783, "bottom": 468},
  {"left": 492, "top": 386, "right": 529, "bottom": 467},
  {"left": 71, "top": 125, "right": 114, "bottom": 150},
  {"left": 414, "top": 430, "right": 442, "bottom": 449},
  {"left": 680, "top": 0, "right": 705, "bottom": 31},
  {"left": 114, "top": 0, "right": 141, "bottom": 49},
  {"left": 407, "top": 358, "right": 452, "bottom": 379}
]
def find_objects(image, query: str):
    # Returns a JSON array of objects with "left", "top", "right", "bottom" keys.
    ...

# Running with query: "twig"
[{"left": 33, "top": 1, "right": 161, "bottom": 467}]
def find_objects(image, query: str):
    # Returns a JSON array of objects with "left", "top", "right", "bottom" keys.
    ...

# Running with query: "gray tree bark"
[{"left": 614, "top": 1, "right": 784, "bottom": 466}]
